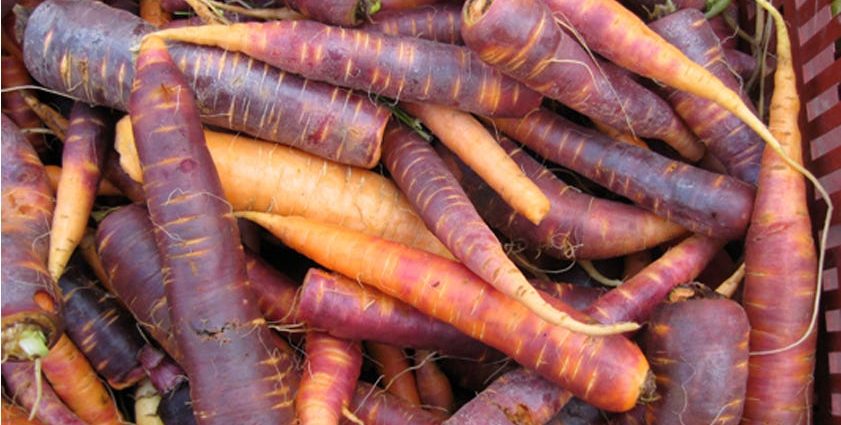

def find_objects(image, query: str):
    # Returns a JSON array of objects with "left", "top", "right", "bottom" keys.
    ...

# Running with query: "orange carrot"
[
  {"left": 48, "top": 103, "right": 110, "bottom": 282},
  {"left": 41, "top": 334, "right": 123, "bottom": 425},
  {"left": 368, "top": 342, "right": 422, "bottom": 406},
  {"left": 740, "top": 1, "right": 824, "bottom": 422},
  {"left": 401, "top": 103, "right": 550, "bottom": 225},
  {"left": 44, "top": 166, "right": 122, "bottom": 197},
  {"left": 20, "top": 93, "right": 68, "bottom": 141},
  {"left": 296, "top": 332, "right": 363, "bottom": 425},
  {"left": 2, "top": 400, "right": 47, "bottom": 425},
  {"left": 114, "top": 117, "right": 452, "bottom": 259},
  {"left": 413, "top": 350, "right": 454, "bottom": 415},
  {"left": 139, "top": 0, "right": 171, "bottom": 26},
  {"left": 239, "top": 212, "right": 650, "bottom": 412},
  {"left": 593, "top": 120, "right": 648, "bottom": 149}
]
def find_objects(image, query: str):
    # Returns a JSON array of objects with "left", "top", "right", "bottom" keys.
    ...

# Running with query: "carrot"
[
  {"left": 134, "top": 380, "right": 165, "bottom": 425},
  {"left": 40, "top": 334, "right": 123, "bottom": 425},
  {"left": 642, "top": 286, "right": 749, "bottom": 424},
  {"left": 296, "top": 332, "right": 363, "bottom": 425},
  {"left": 22, "top": 0, "right": 390, "bottom": 167},
  {"left": 44, "top": 166, "right": 122, "bottom": 197},
  {"left": 2, "top": 400, "right": 47, "bottom": 425},
  {"left": 740, "top": 1, "right": 822, "bottom": 422},
  {"left": 592, "top": 119, "right": 648, "bottom": 149},
  {"left": 461, "top": 0, "right": 704, "bottom": 161},
  {"left": 115, "top": 117, "right": 452, "bottom": 259},
  {"left": 298, "top": 268, "right": 499, "bottom": 360},
  {"left": 624, "top": 250, "right": 652, "bottom": 279},
  {"left": 437, "top": 138, "right": 686, "bottom": 260},
  {"left": 648, "top": 8, "right": 763, "bottom": 185},
  {"left": 380, "top": 0, "right": 446, "bottom": 10},
  {"left": 723, "top": 48, "right": 757, "bottom": 82},
  {"left": 102, "top": 148, "right": 145, "bottom": 202},
  {"left": 48, "top": 103, "right": 111, "bottom": 282},
  {"left": 361, "top": 3, "right": 463, "bottom": 44},
  {"left": 285, "top": 0, "right": 381, "bottom": 26},
  {"left": 19, "top": 93, "right": 67, "bottom": 141},
  {"left": 239, "top": 212, "right": 651, "bottom": 412},
  {"left": 492, "top": 108, "right": 755, "bottom": 240},
  {"left": 349, "top": 382, "right": 444, "bottom": 425},
  {"left": 1, "top": 55, "right": 48, "bottom": 154},
  {"left": 152, "top": 20, "right": 543, "bottom": 117},
  {"left": 2, "top": 114, "right": 61, "bottom": 362},
  {"left": 2, "top": 361, "right": 85, "bottom": 425},
  {"left": 57, "top": 257, "right": 147, "bottom": 390},
  {"left": 137, "top": 345, "right": 187, "bottom": 396},
  {"left": 156, "top": 383, "right": 196, "bottom": 425},
  {"left": 384, "top": 120, "right": 579, "bottom": 329},
  {"left": 129, "top": 36, "right": 297, "bottom": 424},
  {"left": 546, "top": 398, "right": 604, "bottom": 425},
  {"left": 78, "top": 229, "right": 113, "bottom": 291},
  {"left": 413, "top": 350, "right": 454, "bottom": 415},
  {"left": 139, "top": 0, "right": 171, "bottom": 26},
  {"left": 400, "top": 104, "right": 550, "bottom": 225},
  {"left": 368, "top": 342, "right": 423, "bottom": 405}
]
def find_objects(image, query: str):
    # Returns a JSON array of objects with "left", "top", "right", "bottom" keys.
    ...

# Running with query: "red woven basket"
[{"left": 785, "top": 0, "right": 841, "bottom": 421}]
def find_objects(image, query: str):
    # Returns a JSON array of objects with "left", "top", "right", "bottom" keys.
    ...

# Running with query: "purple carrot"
[
  {"left": 492, "top": 108, "right": 756, "bottom": 240},
  {"left": 153, "top": 20, "right": 543, "bottom": 117},
  {"left": 2, "top": 114, "right": 61, "bottom": 361},
  {"left": 437, "top": 138, "right": 686, "bottom": 259},
  {"left": 2, "top": 361, "right": 86, "bottom": 425},
  {"left": 285, "top": 0, "right": 380, "bottom": 26},
  {"left": 461, "top": 0, "right": 704, "bottom": 161},
  {"left": 22, "top": 0, "right": 390, "bottom": 167},
  {"left": 649, "top": 9, "right": 763, "bottom": 185},
  {"left": 347, "top": 382, "right": 444, "bottom": 425},
  {"left": 362, "top": 3, "right": 463, "bottom": 44}
]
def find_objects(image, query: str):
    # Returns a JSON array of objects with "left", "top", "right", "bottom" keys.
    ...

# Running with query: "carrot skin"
[
  {"left": 347, "top": 382, "right": 444, "bottom": 425},
  {"left": 461, "top": 0, "right": 703, "bottom": 161},
  {"left": 368, "top": 342, "right": 422, "bottom": 405},
  {"left": 1, "top": 361, "right": 86, "bottom": 425},
  {"left": 45, "top": 166, "right": 122, "bottom": 197},
  {"left": 437, "top": 138, "right": 686, "bottom": 259},
  {"left": 298, "top": 269, "right": 499, "bottom": 360},
  {"left": 57, "top": 259, "right": 147, "bottom": 390},
  {"left": 102, "top": 148, "right": 146, "bottom": 202},
  {"left": 2, "top": 114, "right": 62, "bottom": 361},
  {"left": 493, "top": 109, "right": 756, "bottom": 240},
  {"left": 413, "top": 350, "right": 454, "bottom": 414},
  {"left": 48, "top": 103, "right": 111, "bottom": 281},
  {"left": 22, "top": 0, "right": 390, "bottom": 167},
  {"left": 648, "top": 9, "right": 763, "bottom": 185},
  {"left": 41, "top": 334, "right": 123, "bottom": 425},
  {"left": 1, "top": 55, "right": 47, "bottom": 154},
  {"left": 643, "top": 295, "right": 749, "bottom": 424},
  {"left": 284, "top": 0, "right": 371, "bottom": 26},
  {"left": 296, "top": 332, "right": 363, "bottom": 425},
  {"left": 361, "top": 3, "right": 463, "bottom": 44},
  {"left": 154, "top": 20, "right": 542, "bottom": 117},
  {"left": 156, "top": 383, "right": 197, "bottom": 425},
  {"left": 242, "top": 213, "right": 651, "bottom": 412},
  {"left": 3, "top": 400, "right": 47, "bottom": 425}
]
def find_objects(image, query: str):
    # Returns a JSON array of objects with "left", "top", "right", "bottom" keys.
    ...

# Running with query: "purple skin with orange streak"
[
  {"left": 1, "top": 361, "right": 86, "bottom": 425},
  {"left": 1, "top": 114, "right": 62, "bottom": 361},
  {"left": 362, "top": 3, "right": 463, "bottom": 44},
  {"left": 58, "top": 258, "right": 147, "bottom": 390},
  {"left": 649, "top": 9, "right": 763, "bottom": 185},
  {"left": 643, "top": 293, "right": 749, "bottom": 425},
  {"left": 153, "top": 19, "right": 542, "bottom": 117},
  {"left": 493, "top": 109, "right": 756, "bottom": 240},
  {"left": 347, "top": 382, "right": 444, "bottom": 425},
  {"left": 1, "top": 56, "right": 48, "bottom": 154},
  {"left": 296, "top": 332, "right": 363, "bottom": 425},
  {"left": 437, "top": 138, "right": 686, "bottom": 260},
  {"left": 461, "top": 0, "right": 703, "bottom": 161},
  {"left": 129, "top": 37, "right": 295, "bottom": 425},
  {"left": 285, "top": 0, "right": 373, "bottom": 26},
  {"left": 22, "top": 0, "right": 390, "bottom": 168}
]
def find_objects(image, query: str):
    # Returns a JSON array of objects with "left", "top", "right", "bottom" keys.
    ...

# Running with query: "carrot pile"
[{"left": 1, "top": 0, "right": 832, "bottom": 423}]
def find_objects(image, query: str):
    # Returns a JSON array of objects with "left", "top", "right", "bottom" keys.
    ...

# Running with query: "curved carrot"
[
  {"left": 48, "top": 103, "right": 110, "bottom": 282},
  {"left": 41, "top": 334, "right": 123, "bottom": 425},
  {"left": 368, "top": 342, "right": 422, "bottom": 405},
  {"left": 2, "top": 361, "right": 85, "bottom": 425},
  {"left": 239, "top": 212, "right": 651, "bottom": 412},
  {"left": 296, "top": 332, "right": 363, "bottom": 425}
]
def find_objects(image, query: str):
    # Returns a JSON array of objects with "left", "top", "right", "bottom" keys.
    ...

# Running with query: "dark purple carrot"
[
  {"left": 57, "top": 257, "right": 147, "bottom": 390},
  {"left": 347, "top": 382, "right": 444, "bottom": 425},
  {"left": 461, "top": 0, "right": 704, "bottom": 161},
  {"left": 298, "top": 268, "right": 500, "bottom": 360},
  {"left": 284, "top": 0, "right": 381, "bottom": 26},
  {"left": 102, "top": 147, "right": 146, "bottom": 203},
  {"left": 1, "top": 55, "right": 48, "bottom": 154},
  {"left": 492, "top": 108, "right": 756, "bottom": 240},
  {"left": 648, "top": 9, "right": 763, "bottom": 185},
  {"left": 723, "top": 48, "right": 756, "bottom": 82},
  {"left": 1, "top": 114, "right": 61, "bottom": 361},
  {"left": 138, "top": 345, "right": 187, "bottom": 396},
  {"left": 22, "top": 0, "right": 390, "bottom": 167},
  {"left": 128, "top": 36, "right": 295, "bottom": 424},
  {"left": 48, "top": 103, "right": 111, "bottom": 281},
  {"left": 362, "top": 3, "right": 463, "bottom": 44},
  {"left": 437, "top": 138, "right": 686, "bottom": 259},
  {"left": 296, "top": 332, "right": 363, "bottom": 425},
  {"left": 2, "top": 361, "right": 85, "bottom": 425},
  {"left": 153, "top": 20, "right": 543, "bottom": 117},
  {"left": 546, "top": 398, "right": 605, "bottom": 425},
  {"left": 642, "top": 286, "right": 749, "bottom": 424},
  {"left": 157, "top": 382, "right": 197, "bottom": 425}
]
